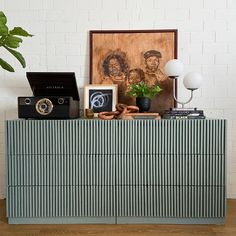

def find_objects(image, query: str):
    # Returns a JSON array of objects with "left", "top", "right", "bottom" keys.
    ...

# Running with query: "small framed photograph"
[
  {"left": 89, "top": 29, "right": 177, "bottom": 115},
  {"left": 84, "top": 84, "right": 118, "bottom": 116}
]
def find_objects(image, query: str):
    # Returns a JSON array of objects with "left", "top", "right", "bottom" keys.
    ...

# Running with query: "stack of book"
[{"left": 162, "top": 108, "right": 205, "bottom": 119}]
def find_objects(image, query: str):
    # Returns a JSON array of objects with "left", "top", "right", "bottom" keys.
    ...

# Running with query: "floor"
[{"left": 0, "top": 199, "right": 235, "bottom": 236}]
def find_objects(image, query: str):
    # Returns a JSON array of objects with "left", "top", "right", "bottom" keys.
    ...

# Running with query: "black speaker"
[{"left": 18, "top": 96, "right": 80, "bottom": 119}]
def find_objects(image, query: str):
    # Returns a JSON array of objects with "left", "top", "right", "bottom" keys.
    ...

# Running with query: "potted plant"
[
  {"left": 0, "top": 11, "right": 33, "bottom": 72},
  {"left": 126, "top": 81, "right": 162, "bottom": 112}
]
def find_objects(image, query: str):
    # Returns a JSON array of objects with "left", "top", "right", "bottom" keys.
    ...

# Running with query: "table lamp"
[{"left": 163, "top": 59, "right": 205, "bottom": 119}]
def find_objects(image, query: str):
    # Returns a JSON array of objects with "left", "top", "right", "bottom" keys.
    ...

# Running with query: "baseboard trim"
[{"left": 8, "top": 217, "right": 225, "bottom": 225}]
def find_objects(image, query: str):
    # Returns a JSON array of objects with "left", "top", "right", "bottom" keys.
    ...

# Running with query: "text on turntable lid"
[{"left": 26, "top": 72, "right": 80, "bottom": 101}]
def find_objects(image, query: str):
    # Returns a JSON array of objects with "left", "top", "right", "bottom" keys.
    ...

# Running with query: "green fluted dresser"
[{"left": 5, "top": 119, "right": 226, "bottom": 224}]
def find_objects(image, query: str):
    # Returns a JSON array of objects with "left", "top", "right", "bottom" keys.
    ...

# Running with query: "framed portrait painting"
[
  {"left": 84, "top": 84, "right": 118, "bottom": 116},
  {"left": 89, "top": 29, "right": 177, "bottom": 115}
]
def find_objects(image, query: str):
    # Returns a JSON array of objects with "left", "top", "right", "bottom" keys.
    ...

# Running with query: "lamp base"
[{"left": 163, "top": 107, "right": 205, "bottom": 119}]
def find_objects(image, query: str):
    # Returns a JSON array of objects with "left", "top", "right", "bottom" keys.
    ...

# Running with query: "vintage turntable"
[{"left": 18, "top": 72, "right": 80, "bottom": 119}]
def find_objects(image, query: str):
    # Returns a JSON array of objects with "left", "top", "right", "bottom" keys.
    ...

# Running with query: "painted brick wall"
[{"left": 0, "top": 0, "right": 236, "bottom": 198}]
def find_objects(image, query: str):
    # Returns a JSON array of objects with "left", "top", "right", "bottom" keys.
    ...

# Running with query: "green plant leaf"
[
  {"left": 0, "top": 22, "right": 8, "bottom": 36},
  {"left": 0, "top": 11, "right": 33, "bottom": 72},
  {"left": 4, "top": 46, "right": 26, "bottom": 68},
  {"left": 10, "top": 27, "right": 33, "bottom": 37},
  {"left": 4, "top": 35, "right": 23, "bottom": 48},
  {"left": 126, "top": 81, "right": 162, "bottom": 98},
  {"left": 0, "top": 11, "right": 7, "bottom": 24},
  {"left": 0, "top": 58, "right": 15, "bottom": 72}
]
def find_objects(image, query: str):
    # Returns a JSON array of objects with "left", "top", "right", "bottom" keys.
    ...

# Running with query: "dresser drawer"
[
  {"left": 117, "top": 154, "right": 225, "bottom": 186},
  {"left": 8, "top": 154, "right": 116, "bottom": 186},
  {"left": 116, "top": 186, "right": 225, "bottom": 218},
  {"left": 7, "top": 186, "right": 116, "bottom": 218}
]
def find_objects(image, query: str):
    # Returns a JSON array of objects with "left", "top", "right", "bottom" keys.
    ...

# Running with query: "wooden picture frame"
[
  {"left": 84, "top": 84, "right": 118, "bottom": 116},
  {"left": 89, "top": 29, "right": 177, "bottom": 115}
]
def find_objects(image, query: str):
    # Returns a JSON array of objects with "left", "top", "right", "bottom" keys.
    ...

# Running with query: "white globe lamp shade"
[
  {"left": 183, "top": 72, "right": 203, "bottom": 90},
  {"left": 164, "top": 59, "right": 184, "bottom": 77}
]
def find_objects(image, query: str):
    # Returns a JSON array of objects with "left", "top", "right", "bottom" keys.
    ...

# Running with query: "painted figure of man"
[
  {"left": 143, "top": 50, "right": 165, "bottom": 86},
  {"left": 143, "top": 49, "right": 173, "bottom": 114}
]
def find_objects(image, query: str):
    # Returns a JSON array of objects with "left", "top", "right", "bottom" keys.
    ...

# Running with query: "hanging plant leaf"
[
  {"left": 0, "top": 22, "right": 8, "bottom": 36},
  {"left": 4, "top": 46, "right": 26, "bottom": 68},
  {"left": 4, "top": 35, "right": 23, "bottom": 48},
  {"left": 0, "top": 11, "right": 7, "bottom": 24},
  {"left": 0, "top": 11, "right": 33, "bottom": 72},
  {"left": 0, "top": 58, "right": 14, "bottom": 72},
  {"left": 10, "top": 27, "right": 33, "bottom": 37}
]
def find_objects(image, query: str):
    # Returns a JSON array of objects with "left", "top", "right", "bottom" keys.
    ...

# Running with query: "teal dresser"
[{"left": 5, "top": 119, "right": 226, "bottom": 224}]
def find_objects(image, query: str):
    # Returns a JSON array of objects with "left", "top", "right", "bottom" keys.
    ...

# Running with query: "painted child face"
[{"left": 128, "top": 70, "right": 142, "bottom": 84}]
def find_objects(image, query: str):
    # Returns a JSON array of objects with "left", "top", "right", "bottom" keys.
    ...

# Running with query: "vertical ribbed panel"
[
  {"left": 6, "top": 119, "right": 226, "bottom": 155},
  {"left": 6, "top": 120, "right": 118, "bottom": 155},
  {"left": 116, "top": 119, "right": 226, "bottom": 155},
  {"left": 116, "top": 154, "right": 225, "bottom": 186},
  {"left": 8, "top": 186, "right": 115, "bottom": 217},
  {"left": 8, "top": 154, "right": 115, "bottom": 186},
  {"left": 5, "top": 119, "right": 226, "bottom": 220},
  {"left": 117, "top": 186, "right": 225, "bottom": 217}
]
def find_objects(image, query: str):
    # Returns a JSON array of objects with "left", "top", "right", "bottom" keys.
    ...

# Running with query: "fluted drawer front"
[
  {"left": 117, "top": 186, "right": 225, "bottom": 218},
  {"left": 8, "top": 154, "right": 115, "bottom": 186},
  {"left": 116, "top": 119, "right": 226, "bottom": 155},
  {"left": 6, "top": 120, "right": 117, "bottom": 155},
  {"left": 8, "top": 153, "right": 225, "bottom": 187},
  {"left": 6, "top": 119, "right": 226, "bottom": 155},
  {"left": 117, "top": 154, "right": 225, "bottom": 186},
  {"left": 7, "top": 186, "right": 116, "bottom": 218}
]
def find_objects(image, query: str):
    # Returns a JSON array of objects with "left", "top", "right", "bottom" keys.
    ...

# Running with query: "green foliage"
[
  {"left": 10, "top": 27, "right": 33, "bottom": 37},
  {"left": 0, "top": 11, "right": 33, "bottom": 72},
  {"left": 126, "top": 81, "right": 162, "bottom": 99},
  {"left": 0, "top": 58, "right": 14, "bottom": 72}
]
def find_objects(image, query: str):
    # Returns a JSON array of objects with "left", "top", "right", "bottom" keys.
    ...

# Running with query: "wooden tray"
[{"left": 121, "top": 113, "right": 161, "bottom": 120}]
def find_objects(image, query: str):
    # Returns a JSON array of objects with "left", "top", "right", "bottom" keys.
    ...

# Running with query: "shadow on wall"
[
  {"left": 0, "top": 112, "right": 6, "bottom": 199},
  {"left": 0, "top": 76, "right": 35, "bottom": 198},
  {"left": 0, "top": 77, "right": 31, "bottom": 120},
  {"left": 78, "top": 87, "right": 84, "bottom": 117}
]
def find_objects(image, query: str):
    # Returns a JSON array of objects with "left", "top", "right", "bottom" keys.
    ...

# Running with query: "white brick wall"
[{"left": 0, "top": 0, "right": 236, "bottom": 199}]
